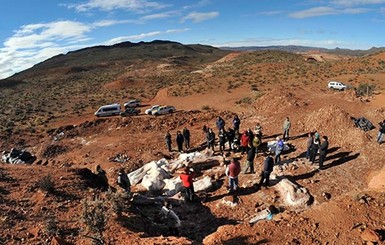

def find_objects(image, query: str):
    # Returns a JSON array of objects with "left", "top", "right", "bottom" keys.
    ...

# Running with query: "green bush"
[{"left": 356, "top": 83, "right": 375, "bottom": 97}]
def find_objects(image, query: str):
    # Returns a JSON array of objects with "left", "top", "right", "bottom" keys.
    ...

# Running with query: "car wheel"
[
  {"left": 169, "top": 110, "right": 173, "bottom": 113},
  {"left": 155, "top": 112, "right": 159, "bottom": 116}
]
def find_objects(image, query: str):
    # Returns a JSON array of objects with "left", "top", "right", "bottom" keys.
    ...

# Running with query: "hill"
[{"left": 0, "top": 40, "right": 385, "bottom": 244}]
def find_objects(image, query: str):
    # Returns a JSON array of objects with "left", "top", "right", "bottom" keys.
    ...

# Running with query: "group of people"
[
  {"left": 306, "top": 131, "right": 329, "bottom": 169},
  {"left": 165, "top": 127, "right": 191, "bottom": 153}
]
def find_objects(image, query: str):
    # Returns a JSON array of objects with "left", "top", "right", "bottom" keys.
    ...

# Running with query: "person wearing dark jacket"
[
  {"left": 218, "top": 128, "right": 227, "bottom": 153},
  {"left": 259, "top": 153, "right": 274, "bottom": 187},
  {"left": 244, "top": 146, "right": 256, "bottom": 174},
  {"left": 182, "top": 127, "right": 191, "bottom": 150},
  {"left": 165, "top": 131, "right": 172, "bottom": 152},
  {"left": 309, "top": 137, "right": 320, "bottom": 163},
  {"left": 206, "top": 128, "right": 216, "bottom": 151},
  {"left": 176, "top": 131, "right": 184, "bottom": 152},
  {"left": 216, "top": 116, "right": 225, "bottom": 131},
  {"left": 117, "top": 169, "right": 131, "bottom": 194},
  {"left": 318, "top": 136, "right": 329, "bottom": 169},
  {"left": 226, "top": 127, "right": 235, "bottom": 151},
  {"left": 233, "top": 115, "right": 241, "bottom": 133}
]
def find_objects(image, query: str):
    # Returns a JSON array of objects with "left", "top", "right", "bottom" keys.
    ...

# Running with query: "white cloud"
[
  {"left": 331, "top": 0, "right": 385, "bottom": 6},
  {"left": 66, "top": 0, "right": 169, "bottom": 13},
  {"left": 104, "top": 28, "right": 189, "bottom": 45},
  {"left": 289, "top": 6, "right": 370, "bottom": 18},
  {"left": 92, "top": 19, "right": 139, "bottom": 27},
  {"left": 0, "top": 20, "right": 93, "bottom": 79},
  {"left": 181, "top": 11, "right": 219, "bottom": 23},
  {"left": 141, "top": 11, "right": 180, "bottom": 20},
  {"left": 289, "top": 7, "right": 339, "bottom": 18}
]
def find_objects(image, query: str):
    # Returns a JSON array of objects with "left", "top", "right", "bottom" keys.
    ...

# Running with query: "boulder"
[
  {"left": 141, "top": 166, "right": 170, "bottom": 192},
  {"left": 275, "top": 178, "right": 312, "bottom": 211},
  {"left": 193, "top": 176, "right": 213, "bottom": 192},
  {"left": 163, "top": 178, "right": 183, "bottom": 196}
]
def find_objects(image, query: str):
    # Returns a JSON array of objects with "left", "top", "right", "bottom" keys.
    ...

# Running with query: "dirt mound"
[
  {"left": 297, "top": 105, "right": 369, "bottom": 150},
  {"left": 254, "top": 89, "right": 308, "bottom": 114}
]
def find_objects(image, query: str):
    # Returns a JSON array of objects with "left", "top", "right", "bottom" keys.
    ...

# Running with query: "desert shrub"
[
  {"left": 105, "top": 190, "right": 128, "bottom": 216},
  {"left": 356, "top": 83, "right": 375, "bottom": 97},
  {"left": 201, "top": 105, "right": 210, "bottom": 110},
  {"left": 82, "top": 198, "right": 107, "bottom": 245},
  {"left": 37, "top": 175, "right": 55, "bottom": 194},
  {"left": 235, "top": 97, "right": 253, "bottom": 105},
  {"left": 44, "top": 216, "right": 59, "bottom": 236}
]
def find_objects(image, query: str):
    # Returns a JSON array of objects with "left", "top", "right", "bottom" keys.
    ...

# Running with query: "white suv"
[{"left": 328, "top": 81, "right": 347, "bottom": 91}]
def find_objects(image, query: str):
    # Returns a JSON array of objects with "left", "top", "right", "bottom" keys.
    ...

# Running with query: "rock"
[
  {"left": 193, "top": 176, "right": 213, "bottom": 192},
  {"left": 322, "top": 192, "right": 331, "bottom": 200},
  {"left": 360, "top": 228, "right": 381, "bottom": 242},
  {"left": 50, "top": 236, "right": 68, "bottom": 245},
  {"left": 274, "top": 178, "right": 312, "bottom": 211},
  {"left": 163, "top": 178, "right": 183, "bottom": 196}
]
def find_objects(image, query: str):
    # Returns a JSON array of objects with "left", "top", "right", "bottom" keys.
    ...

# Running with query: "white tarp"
[
  {"left": 267, "top": 140, "right": 291, "bottom": 152},
  {"left": 127, "top": 152, "right": 221, "bottom": 195}
]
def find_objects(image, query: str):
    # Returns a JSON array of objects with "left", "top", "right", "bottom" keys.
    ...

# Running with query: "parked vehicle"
[
  {"left": 124, "top": 99, "right": 141, "bottom": 108},
  {"left": 120, "top": 108, "right": 140, "bottom": 116},
  {"left": 328, "top": 81, "right": 347, "bottom": 91},
  {"left": 153, "top": 105, "right": 176, "bottom": 116},
  {"left": 145, "top": 105, "right": 161, "bottom": 115},
  {"left": 95, "top": 103, "right": 121, "bottom": 117}
]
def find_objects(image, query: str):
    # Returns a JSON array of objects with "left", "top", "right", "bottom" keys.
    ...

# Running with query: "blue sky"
[{"left": 1, "top": 0, "right": 385, "bottom": 79}]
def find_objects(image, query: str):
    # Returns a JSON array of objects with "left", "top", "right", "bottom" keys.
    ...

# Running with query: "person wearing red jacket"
[
  {"left": 180, "top": 167, "right": 195, "bottom": 202},
  {"left": 225, "top": 158, "right": 241, "bottom": 192},
  {"left": 240, "top": 131, "right": 249, "bottom": 154}
]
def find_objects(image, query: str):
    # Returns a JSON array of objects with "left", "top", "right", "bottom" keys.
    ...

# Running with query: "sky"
[{"left": 1, "top": 0, "right": 385, "bottom": 79}]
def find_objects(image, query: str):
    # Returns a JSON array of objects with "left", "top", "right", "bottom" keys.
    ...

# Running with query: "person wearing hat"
[{"left": 117, "top": 169, "right": 131, "bottom": 194}]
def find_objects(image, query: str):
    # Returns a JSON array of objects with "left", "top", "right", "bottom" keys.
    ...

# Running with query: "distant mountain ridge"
[{"left": 221, "top": 45, "right": 385, "bottom": 56}]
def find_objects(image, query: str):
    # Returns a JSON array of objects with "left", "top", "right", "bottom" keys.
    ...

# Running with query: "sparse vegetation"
[
  {"left": 36, "top": 175, "right": 55, "bottom": 194},
  {"left": 356, "top": 83, "right": 376, "bottom": 97},
  {"left": 82, "top": 198, "right": 107, "bottom": 245}
]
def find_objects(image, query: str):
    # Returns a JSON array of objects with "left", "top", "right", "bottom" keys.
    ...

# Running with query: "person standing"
[
  {"left": 252, "top": 136, "right": 261, "bottom": 157},
  {"left": 282, "top": 117, "right": 291, "bottom": 141},
  {"left": 306, "top": 133, "right": 314, "bottom": 159},
  {"left": 309, "top": 136, "right": 320, "bottom": 164},
  {"left": 176, "top": 131, "right": 184, "bottom": 153},
  {"left": 274, "top": 137, "right": 284, "bottom": 164},
  {"left": 225, "top": 157, "right": 241, "bottom": 192},
  {"left": 160, "top": 201, "right": 181, "bottom": 236},
  {"left": 318, "top": 136, "right": 329, "bottom": 169},
  {"left": 182, "top": 127, "right": 191, "bottom": 150},
  {"left": 206, "top": 128, "right": 216, "bottom": 151},
  {"left": 377, "top": 119, "right": 385, "bottom": 144},
  {"left": 165, "top": 131, "right": 172, "bottom": 152},
  {"left": 244, "top": 146, "right": 256, "bottom": 174},
  {"left": 226, "top": 127, "right": 235, "bottom": 151},
  {"left": 218, "top": 128, "right": 227, "bottom": 153},
  {"left": 240, "top": 131, "right": 250, "bottom": 154},
  {"left": 117, "top": 169, "right": 131, "bottom": 194},
  {"left": 259, "top": 153, "right": 274, "bottom": 188},
  {"left": 254, "top": 122, "right": 263, "bottom": 142},
  {"left": 233, "top": 115, "right": 241, "bottom": 133},
  {"left": 216, "top": 116, "right": 225, "bottom": 132},
  {"left": 180, "top": 167, "right": 195, "bottom": 202}
]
